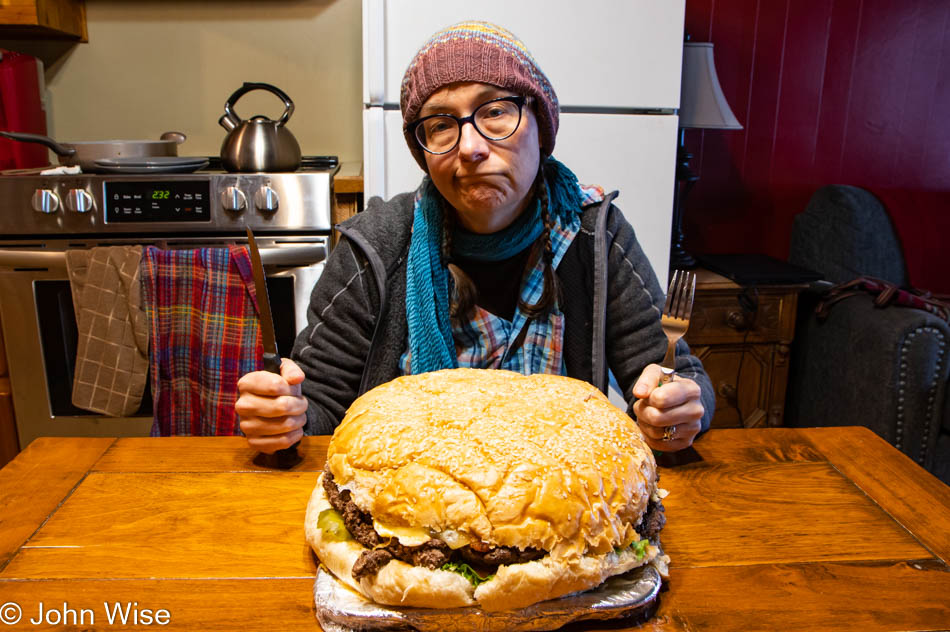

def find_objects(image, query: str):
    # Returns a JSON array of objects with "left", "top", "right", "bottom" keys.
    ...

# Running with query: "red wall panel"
[{"left": 683, "top": 0, "right": 950, "bottom": 289}]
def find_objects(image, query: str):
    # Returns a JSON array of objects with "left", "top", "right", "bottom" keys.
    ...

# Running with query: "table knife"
[{"left": 246, "top": 227, "right": 302, "bottom": 469}]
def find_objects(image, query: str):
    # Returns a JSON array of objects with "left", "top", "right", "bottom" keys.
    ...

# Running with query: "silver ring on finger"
[{"left": 662, "top": 425, "right": 677, "bottom": 442}]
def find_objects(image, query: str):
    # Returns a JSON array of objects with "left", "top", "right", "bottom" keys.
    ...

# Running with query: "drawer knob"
[
  {"left": 718, "top": 382, "right": 737, "bottom": 401},
  {"left": 727, "top": 310, "right": 751, "bottom": 331}
]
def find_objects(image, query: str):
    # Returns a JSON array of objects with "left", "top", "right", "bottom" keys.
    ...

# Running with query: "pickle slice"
[{"left": 318, "top": 508, "right": 352, "bottom": 542}]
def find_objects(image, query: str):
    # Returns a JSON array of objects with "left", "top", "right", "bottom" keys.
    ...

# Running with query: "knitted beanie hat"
[{"left": 400, "top": 21, "right": 559, "bottom": 171}]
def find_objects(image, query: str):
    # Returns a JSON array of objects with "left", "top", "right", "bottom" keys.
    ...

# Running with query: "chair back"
[{"left": 789, "top": 185, "right": 908, "bottom": 286}]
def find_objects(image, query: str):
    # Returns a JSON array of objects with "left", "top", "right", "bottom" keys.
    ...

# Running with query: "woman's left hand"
[{"left": 632, "top": 364, "right": 705, "bottom": 452}]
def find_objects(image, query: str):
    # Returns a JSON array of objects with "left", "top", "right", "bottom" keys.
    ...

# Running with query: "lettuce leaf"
[
  {"left": 440, "top": 562, "right": 495, "bottom": 587},
  {"left": 615, "top": 539, "right": 651, "bottom": 560}
]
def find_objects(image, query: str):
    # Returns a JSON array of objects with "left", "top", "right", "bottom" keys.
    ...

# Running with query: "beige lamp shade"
[{"left": 679, "top": 42, "right": 743, "bottom": 130}]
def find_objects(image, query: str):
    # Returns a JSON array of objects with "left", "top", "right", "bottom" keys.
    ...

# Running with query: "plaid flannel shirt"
[{"left": 401, "top": 184, "right": 605, "bottom": 375}]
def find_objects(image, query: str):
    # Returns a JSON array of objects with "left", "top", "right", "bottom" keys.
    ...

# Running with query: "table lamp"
[{"left": 671, "top": 41, "right": 743, "bottom": 269}]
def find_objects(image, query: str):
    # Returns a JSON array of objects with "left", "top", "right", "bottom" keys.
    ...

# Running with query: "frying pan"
[{"left": 0, "top": 131, "right": 186, "bottom": 172}]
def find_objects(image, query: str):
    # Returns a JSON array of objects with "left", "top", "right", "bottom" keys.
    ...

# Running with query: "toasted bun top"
[{"left": 326, "top": 368, "right": 657, "bottom": 559}]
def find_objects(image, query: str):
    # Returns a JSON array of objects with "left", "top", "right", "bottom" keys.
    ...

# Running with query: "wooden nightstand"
[{"left": 685, "top": 268, "right": 808, "bottom": 429}]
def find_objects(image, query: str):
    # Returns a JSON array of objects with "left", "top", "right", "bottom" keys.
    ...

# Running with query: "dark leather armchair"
[{"left": 785, "top": 185, "right": 950, "bottom": 485}]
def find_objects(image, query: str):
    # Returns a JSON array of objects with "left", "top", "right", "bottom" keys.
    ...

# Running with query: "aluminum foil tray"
[{"left": 313, "top": 565, "right": 661, "bottom": 632}]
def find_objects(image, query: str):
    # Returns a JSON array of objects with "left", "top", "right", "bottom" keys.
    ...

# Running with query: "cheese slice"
[{"left": 373, "top": 520, "right": 430, "bottom": 546}]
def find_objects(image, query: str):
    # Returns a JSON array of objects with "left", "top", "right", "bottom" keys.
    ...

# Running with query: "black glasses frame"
[{"left": 410, "top": 95, "right": 530, "bottom": 155}]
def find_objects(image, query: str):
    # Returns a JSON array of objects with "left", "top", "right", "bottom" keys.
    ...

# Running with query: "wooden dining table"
[{"left": 1, "top": 427, "right": 948, "bottom": 631}]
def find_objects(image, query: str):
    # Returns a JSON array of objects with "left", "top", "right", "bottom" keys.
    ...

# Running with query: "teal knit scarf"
[{"left": 405, "top": 156, "right": 584, "bottom": 374}]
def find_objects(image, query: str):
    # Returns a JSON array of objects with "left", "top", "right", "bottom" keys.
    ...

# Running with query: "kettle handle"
[{"left": 223, "top": 82, "right": 296, "bottom": 127}]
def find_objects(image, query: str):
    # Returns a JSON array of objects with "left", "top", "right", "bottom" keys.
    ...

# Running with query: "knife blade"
[{"left": 246, "top": 226, "right": 302, "bottom": 469}]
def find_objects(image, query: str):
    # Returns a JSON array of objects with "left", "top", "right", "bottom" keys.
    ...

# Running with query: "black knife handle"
[
  {"left": 273, "top": 441, "right": 303, "bottom": 469},
  {"left": 261, "top": 351, "right": 281, "bottom": 375},
  {"left": 256, "top": 352, "right": 303, "bottom": 469},
  {"left": 256, "top": 441, "right": 302, "bottom": 470}
]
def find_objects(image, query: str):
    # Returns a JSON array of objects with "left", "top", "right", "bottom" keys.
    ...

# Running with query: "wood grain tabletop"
[{"left": 0, "top": 427, "right": 947, "bottom": 631}]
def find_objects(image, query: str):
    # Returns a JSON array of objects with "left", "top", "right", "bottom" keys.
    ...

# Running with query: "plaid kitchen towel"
[
  {"left": 141, "top": 245, "right": 262, "bottom": 436},
  {"left": 65, "top": 246, "right": 149, "bottom": 416}
]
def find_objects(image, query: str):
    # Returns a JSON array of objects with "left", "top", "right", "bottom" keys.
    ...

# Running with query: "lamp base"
[
  {"left": 669, "top": 245, "right": 697, "bottom": 270},
  {"left": 670, "top": 128, "right": 698, "bottom": 271}
]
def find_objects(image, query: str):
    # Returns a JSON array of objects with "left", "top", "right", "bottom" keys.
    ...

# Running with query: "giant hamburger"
[{"left": 305, "top": 368, "right": 668, "bottom": 612}]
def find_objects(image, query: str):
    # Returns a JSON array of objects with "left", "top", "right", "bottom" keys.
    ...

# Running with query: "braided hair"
[
  {"left": 443, "top": 160, "right": 560, "bottom": 325},
  {"left": 519, "top": 161, "right": 559, "bottom": 318},
  {"left": 441, "top": 199, "right": 478, "bottom": 324}
]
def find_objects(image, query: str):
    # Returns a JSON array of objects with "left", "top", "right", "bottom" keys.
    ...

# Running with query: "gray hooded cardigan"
[{"left": 292, "top": 190, "right": 714, "bottom": 435}]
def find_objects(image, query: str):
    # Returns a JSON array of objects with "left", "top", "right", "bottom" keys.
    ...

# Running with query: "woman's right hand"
[{"left": 236, "top": 358, "right": 308, "bottom": 453}]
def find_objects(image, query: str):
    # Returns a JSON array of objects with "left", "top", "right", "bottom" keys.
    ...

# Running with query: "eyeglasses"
[{"left": 410, "top": 95, "right": 530, "bottom": 155}]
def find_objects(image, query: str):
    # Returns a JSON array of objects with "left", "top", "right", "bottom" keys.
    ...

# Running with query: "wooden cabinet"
[
  {"left": 685, "top": 268, "right": 806, "bottom": 429},
  {"left": 0, "top": 315, "right": 21, "bottom": 468},
  {"left": 0, "top": 0, "right": 87, "bottom": 40},
  {"left": 332, "top": 162, "right": 363, "bottom": 248}
]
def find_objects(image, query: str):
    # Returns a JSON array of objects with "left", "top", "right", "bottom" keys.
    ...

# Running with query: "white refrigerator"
[{"left": 361, "top": 0, "right": 685, "bottom": 289}]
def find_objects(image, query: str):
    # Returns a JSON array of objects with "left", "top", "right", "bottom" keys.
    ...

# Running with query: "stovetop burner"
[
  {"left": 0, "top": 155, "right": 339, "bottom": 177},
  {"left": 203, "top": 155, "right": 339, "bottom": 172}
]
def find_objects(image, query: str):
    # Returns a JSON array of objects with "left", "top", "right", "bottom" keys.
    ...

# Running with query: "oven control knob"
[
  {"left": 66, "top": 189, "right": 95, "bottom": 213},
  {"left": 31, "top": 189, "right": 61, "bottom": 214},
  {"left": 255, "top": 186, "right": 279, "bottom": 213},
  {"left": 222, "top": 186, "right": 247, "bottom": 213}
]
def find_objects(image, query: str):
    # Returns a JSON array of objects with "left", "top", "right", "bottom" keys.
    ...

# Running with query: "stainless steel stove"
[
  {"left": 0, "top": 155, "right": 338, "bottom": 237},
  {"left": 0, "top": 156, "right": 339, "bottom": 448}
]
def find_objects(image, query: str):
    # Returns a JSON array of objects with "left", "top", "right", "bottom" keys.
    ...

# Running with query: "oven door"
[{"left": 0, "top": 238, "right": 326, "bottom": 449}]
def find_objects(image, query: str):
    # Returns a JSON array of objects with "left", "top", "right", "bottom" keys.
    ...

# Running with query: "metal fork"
[{"left": 659, "top": 269, "right": 696, "bottom": 385}]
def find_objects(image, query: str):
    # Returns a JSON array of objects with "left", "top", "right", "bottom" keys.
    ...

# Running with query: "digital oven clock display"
[{"left": 105, "top": 180, "right": 211, "bottom": 223}]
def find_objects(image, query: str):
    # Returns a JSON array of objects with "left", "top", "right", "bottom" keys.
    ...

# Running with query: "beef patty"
[{"left": 322, "top": 469, "right": 664, "bottom": 581}]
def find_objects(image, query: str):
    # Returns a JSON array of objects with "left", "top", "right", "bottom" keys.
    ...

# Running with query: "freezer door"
[
  {"left": 363, "top": 108, "right": 675, "bottom": 289},
  {"left": 363, "top": 0, "right": 685, "bottom": 109},
  {"left": 557, "top": 112, "right": 676, "bottom": 290}
]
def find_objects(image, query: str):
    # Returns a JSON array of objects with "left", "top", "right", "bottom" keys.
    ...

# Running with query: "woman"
[{"left": 236, "top": 21, "right": 714, "bottom": 454}]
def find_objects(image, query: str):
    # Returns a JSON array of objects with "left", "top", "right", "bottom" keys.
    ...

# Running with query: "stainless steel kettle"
[{"left": 219, "top": 82, "right": 302, "bottom": 172}]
